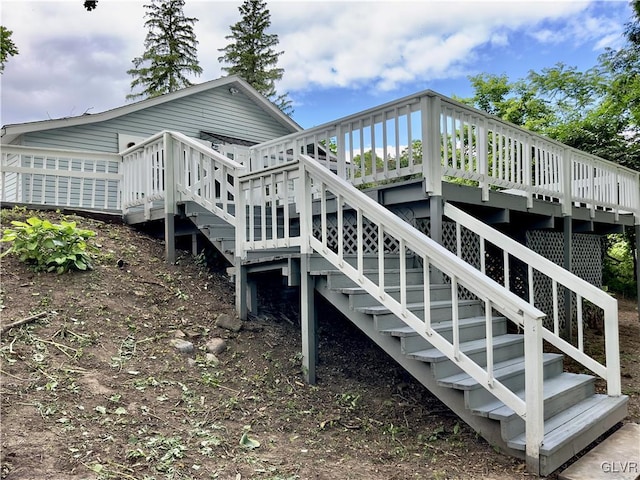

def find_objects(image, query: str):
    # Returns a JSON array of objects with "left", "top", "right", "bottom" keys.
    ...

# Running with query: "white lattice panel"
[{"left": 526, "top": 231, "right": 603, "bottom": 331}]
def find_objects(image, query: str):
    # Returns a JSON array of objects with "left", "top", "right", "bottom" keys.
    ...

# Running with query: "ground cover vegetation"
[{"left": 1, "top": 207, "right": 638, "bottom": 480}]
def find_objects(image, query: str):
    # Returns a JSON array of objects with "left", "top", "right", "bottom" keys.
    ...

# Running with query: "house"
[
  {"left": 1, "top": 78, "right": 638, "bottom": 476},
  {"left": 1, "top": 75, "right": 300, "bottom": 157}
]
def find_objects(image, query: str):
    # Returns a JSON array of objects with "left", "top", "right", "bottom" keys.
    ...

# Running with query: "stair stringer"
[
  {"left": 314, "top": 275, "right": 525, "bottom": 462},
  {"left": 181, "top": 201, "right": 236, "bottom": 264}
]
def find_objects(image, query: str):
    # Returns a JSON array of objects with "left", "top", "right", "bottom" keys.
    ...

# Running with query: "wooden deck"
[{"left": 1, "top": 89, "right": 637, "bottom": 477}]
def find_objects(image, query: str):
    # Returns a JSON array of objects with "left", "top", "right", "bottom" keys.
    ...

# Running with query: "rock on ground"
[{"left": 216, "top": 313, "right": 242, "bottom": 332}]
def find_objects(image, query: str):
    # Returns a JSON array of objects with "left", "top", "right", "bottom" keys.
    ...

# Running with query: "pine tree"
[
  {"left": 127, "top": 0, "right": 202, "bottom": 101},
  {"left": 218, "top": 0, "right": 292, "bottom": 115}
]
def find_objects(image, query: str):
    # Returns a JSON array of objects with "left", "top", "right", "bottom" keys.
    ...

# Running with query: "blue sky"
[{"left": 0, "top": 1, "right": 632, "bottom": 130}]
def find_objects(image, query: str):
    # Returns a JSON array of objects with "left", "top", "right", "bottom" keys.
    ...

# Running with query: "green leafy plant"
[{"left": 1, "top": 216, "right": 97, "bottom": 273}]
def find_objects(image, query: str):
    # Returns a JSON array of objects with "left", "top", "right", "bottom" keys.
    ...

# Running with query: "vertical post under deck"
[
  {"left": 247, "top": 278, "right": 258, "bottom": 315},
  {"left": 430, "top": 195, "right": 443, "bottom": 246},
  {"left": 164, "top": 133, "right": 176, "bottom": 264},
  {"left": 300, "top": 254, "right": 317, "bottom": 384},
  {"left": 191, "top": 233, "right": 198, "bottom": 256},
  {"left": 164, "top": 215, "right": 176, "bottom": 264},
  {"left": 563, "top": 215, "right": 572, "bottom": 341},
  {"left": 236, "top": 259, "right": 248, "bottom": 321}
]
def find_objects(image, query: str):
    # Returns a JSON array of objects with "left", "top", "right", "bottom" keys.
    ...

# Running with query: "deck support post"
[
  {"left": 236, "top": 260, "right": 248, "bottom": 321},
  {"left": 247, "top": 278, "right": 258, "bottom": 315},
  {"left": 300, "top": 254, "right": 317, "bottom": 385},
  {"left": 164, "top": 214, "right": 176, "bottom": 264},
  {"left": 191, "top": 233, "right": 198, "bottom": 256},
  {"left": 164, "top": 132, "right": 176, "bottom": 264},
  {"left": 430, "top": 195, "right": 443, "bottom": 246},
  {"left": 563, "top": 215, "right": 572, "bottom": 341}
]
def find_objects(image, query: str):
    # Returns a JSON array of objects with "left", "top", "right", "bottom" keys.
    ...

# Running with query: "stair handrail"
[
  {"left": 295, "top": 154, "right": 548, "bottom": 472},
  {"left": 169, "top": 131, "right": 245, "bottom": 225},
  {"left": 443, "top": 202, "right": 621, "bottom": 397},
  {"left": 121, "top": 130, "right": 245, "bottom": 223}
]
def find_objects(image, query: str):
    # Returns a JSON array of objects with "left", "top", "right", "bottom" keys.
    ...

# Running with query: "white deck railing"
[
  {"left": 251, "top": 90, "right": 640, "bottom": 222},
  {"left": 0, "top": 145, "right": 122, "bottom": 211}
]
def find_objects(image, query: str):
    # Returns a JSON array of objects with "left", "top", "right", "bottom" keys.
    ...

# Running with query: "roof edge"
[{"left": 1, "top": 75, "right": 301, "bottom": 143}]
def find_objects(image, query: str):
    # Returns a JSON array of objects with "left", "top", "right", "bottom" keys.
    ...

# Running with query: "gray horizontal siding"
[
  {"left": 1, "top": 153, "right": 21, "bottom": 202},
  {"left": 20, "top": 88, "right": 294, "bottom": 153}
]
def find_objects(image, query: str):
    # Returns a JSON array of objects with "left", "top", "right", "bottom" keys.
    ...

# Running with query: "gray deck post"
[
  {"left": 563, "top": 215, "right": 573, "bottom": 341},
  {"left": 164, "top": 132, "right": 176, "bottom": 264},
  {"left": 300, "top": 254, "right": 317, "bottom": 384},
  {"left": 236, "top": 259, "right": 248, "bottom": 321},
  {"left": 430, "top": 195, "right": 443, "bottom": 245}
]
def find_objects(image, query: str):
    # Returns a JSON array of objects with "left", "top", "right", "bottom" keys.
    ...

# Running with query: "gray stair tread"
[
  {"left": 438, "top": 353, "right": 563, "bottom": 390},
  {"left": 310, "top": 267, "right": 423, "bottom": 276},
  {"left": 407, "top": 334, "right": 523, "bottom": 362},
  {"left": 507, "top": 395, "right": 629, "bottom": 454},
  {"left": 198, "top": 223, "right": 236, "bottom": 231},
  {"left": 379, "top": 315, "right": 505, "bottom": 338},
  {"left": 378, "top": 325, "right": 416, "bottom": 337},
  {"left": 356, "top": 298, "right": 478, "bottom": 315},
  {"left": 338, "top": 284, "right": 447, "bottom": 295},
  {"left": 473, "top": 372, "right": 595, "bottom": 419}
]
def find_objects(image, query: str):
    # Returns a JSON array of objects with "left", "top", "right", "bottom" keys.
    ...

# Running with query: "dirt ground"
[{"left": 1, "top": 208, "right": 638, "bottom": 480}]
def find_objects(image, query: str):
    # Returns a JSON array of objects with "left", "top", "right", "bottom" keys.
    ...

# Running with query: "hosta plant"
[{"left": 1, "top": 216, "right": 97, "bottom": 273}]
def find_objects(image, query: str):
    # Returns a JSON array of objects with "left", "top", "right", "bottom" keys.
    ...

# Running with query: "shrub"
[
  {"left": 1, "top": 216, "right": 97, "bottom": 274},
  {"left": 603, "top": 233, "right": 636, "bottom": 297}
]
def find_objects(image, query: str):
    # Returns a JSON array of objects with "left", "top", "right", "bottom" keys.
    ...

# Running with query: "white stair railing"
[
  {"left": 443, "top": 202, "right": 621, "bottom": 396},
  {"left": 121, "top": 131, "right": 245, "bottom": 223},
  {"left": 237, "top": 154, "right": 548, "bottom": 473}
]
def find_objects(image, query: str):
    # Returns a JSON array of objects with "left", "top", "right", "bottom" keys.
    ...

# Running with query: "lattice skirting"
[
  {"left": 312, "top": 210, "right": 603, "bottom": 332},
  {"left": 526, "top": 231, "right": 602, "bottom": 331}
]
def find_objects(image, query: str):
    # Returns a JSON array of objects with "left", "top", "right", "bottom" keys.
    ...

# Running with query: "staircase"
[
  {"left": 308, "top": 254, "right": 627, "bottom": 475},
  {"left": 166, "top": 149, "right": 628, "bottom": 476}
]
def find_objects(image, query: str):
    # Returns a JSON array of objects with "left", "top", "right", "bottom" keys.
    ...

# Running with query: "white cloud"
[
  {"left": 272, "top": 1, "right": 601, "bottom": 92},
  {"left": 0, "top": 0, "right": 632, "bottom": 126},
  {"left": 525, "top": 3, "right": 626, "bottom": 48}
]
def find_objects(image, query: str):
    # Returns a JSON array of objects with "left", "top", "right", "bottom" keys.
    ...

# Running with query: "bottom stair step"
[{"left": 507, "top": 394, "right": 629, "bottom": 455}]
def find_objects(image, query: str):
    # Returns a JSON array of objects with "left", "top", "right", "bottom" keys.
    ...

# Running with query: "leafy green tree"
[
  {"left": 0, "top": 26, "right": 18, "bottom": 73},
  {"left": 460, "top": 2, "right": 640, "bottom": 170},
  {"left": 460, "top": 1, "right": 640, "bottom": 297},
  {"left": 218, "top": 0, "right": 292, "bottom": 115},
  {"left": 83, "top": 0, "right": 98, "bottom": 10},
  {"left": 603, "top": 233, "right": 637, "bottom": 297},
  {"left": 127, "top": 0, "right": 202, "bottom": 101},
  {"left": 601, "top": 1, "right": 640, "bottom": 125},
  {"left": 458, "top": 73, "right": 554, "bottom": 132},
  {"left": 352, "top": 150, "right": 383, "bottom": 177}
]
